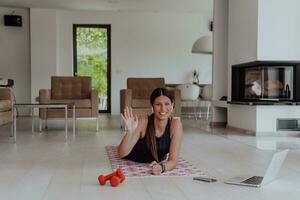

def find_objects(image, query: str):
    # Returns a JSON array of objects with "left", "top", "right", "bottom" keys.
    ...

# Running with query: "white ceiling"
[{"left": 0, "top": 0, "right": 213, "bottom": 13}]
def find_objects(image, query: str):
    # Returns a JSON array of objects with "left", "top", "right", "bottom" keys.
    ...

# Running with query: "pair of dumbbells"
[{"left": 98, "top": 168, "right": 125, "bottom": 187}]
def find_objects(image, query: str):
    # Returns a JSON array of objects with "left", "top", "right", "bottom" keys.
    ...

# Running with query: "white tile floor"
[{"left": 0, "top": 115, "right": 300, "bottom": 200}]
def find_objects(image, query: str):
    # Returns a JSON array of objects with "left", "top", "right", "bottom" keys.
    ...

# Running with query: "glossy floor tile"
[{"left": 0, "top": 115, "right": 299, "bottom": 200}]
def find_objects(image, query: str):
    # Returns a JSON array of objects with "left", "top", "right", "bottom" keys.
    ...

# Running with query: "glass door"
[{"left": 73, "top": 24, "right": 111, "bottom": 113}]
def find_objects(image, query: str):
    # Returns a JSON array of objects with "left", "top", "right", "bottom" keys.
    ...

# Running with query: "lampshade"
[{"left": 191, "top": 35, "right": 212, "bottom": 54}]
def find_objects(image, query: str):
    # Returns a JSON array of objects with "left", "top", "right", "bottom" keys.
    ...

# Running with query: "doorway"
[{"left": 73, "top": 24, "right": 111, "bottom": 113}]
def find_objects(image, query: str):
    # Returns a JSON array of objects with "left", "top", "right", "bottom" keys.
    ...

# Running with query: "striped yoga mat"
[{"left": 105, "top": 146, "right": 205, "bottom": 177}]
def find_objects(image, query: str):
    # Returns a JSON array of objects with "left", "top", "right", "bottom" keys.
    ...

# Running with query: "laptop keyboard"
[{"left": 242, "top": 176, "right": 264, "bottom": 184}]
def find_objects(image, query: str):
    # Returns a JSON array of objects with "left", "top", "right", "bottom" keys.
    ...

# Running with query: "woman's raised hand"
[{"left": 121, "top": 107, "right": 138, "bottom": 133}]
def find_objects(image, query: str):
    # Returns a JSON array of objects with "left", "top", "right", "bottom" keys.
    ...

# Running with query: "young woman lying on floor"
[{"left": 118, "top": 88, "right": 183, "bottom": 175}]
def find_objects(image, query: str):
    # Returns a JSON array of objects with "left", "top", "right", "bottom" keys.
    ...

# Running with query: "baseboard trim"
[
  {"left": 209, "top": 121, "right": 227, "bottom": 127},
  {"left": 226, "top": 126, "right": 256, "bottom": 136}
]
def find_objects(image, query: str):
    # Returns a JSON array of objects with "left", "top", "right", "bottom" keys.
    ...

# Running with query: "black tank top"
[{"left": 124, "top": 115, "right": 171, "bottom": 163}]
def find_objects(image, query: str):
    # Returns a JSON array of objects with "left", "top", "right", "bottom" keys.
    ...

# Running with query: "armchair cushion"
[
  {"left": 132, "top": 89, "right": 154, "bottom": 99},
  {"left": 0, "top": 88, "right": 13, "bottom": 126},
  {"left": 0, "top": 88, "right": 14, "bottom": 101},
  {"left": 132, "top": 99, "right": 150, "bottom": 108},
  {"left": 50, "top": 99, "right": 92, "bottom": 108},
  {"left": 0, "top": 112, "right": 12, "bottom": 126},
  {"left": 0, "top": 100, "right": 12, "bottom": 112},
  {"left": 127, "top": 78, "right": 165, "bottom": 90},
  {"left": 51, "top": 76, "right": 91, "bottom": 99},
  {"left": 120, "top": 78, "right": 181, "bottom": 117},
  {"left": 39, "top": 76, "right": 98, "bottom": 119}
]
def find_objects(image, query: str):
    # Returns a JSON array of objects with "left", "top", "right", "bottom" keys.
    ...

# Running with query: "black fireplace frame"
[{"left": 232, "top": 61, "right": 300, "bottom": 103}]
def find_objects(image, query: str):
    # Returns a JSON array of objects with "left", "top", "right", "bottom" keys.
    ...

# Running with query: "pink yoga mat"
[{"left": 106, "top": 146, "right": 205, "bottom": 177}]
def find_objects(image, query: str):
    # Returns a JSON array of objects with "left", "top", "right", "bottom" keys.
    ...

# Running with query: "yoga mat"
[{"left": 105, "top": 146, "right": 205, "bottom": 177}]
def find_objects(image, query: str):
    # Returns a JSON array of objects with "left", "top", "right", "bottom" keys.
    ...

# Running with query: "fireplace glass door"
[{"left": 244, "top": 66, "right": 293, "bottom": 100}]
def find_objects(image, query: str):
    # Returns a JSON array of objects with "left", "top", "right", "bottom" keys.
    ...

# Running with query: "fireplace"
[
  {"left": 232, "top": 61, "right": 300, "bottom": 103},
  {"left": 244, "top": 66, "right": 293, "bottom": 100}
]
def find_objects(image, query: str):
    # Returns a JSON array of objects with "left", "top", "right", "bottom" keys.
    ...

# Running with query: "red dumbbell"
[
  {"left": 98, "top": 168, "right": 125, "bottom": 186},
  {"left": 110, "top": 175, "right": 121, "bottom": 187},
  {"left": 110, "top": 169, "right": 125, "bottom": 187},
  {"left": 116, "top": 168, "right": 125, "bottom": 183},
  {"left": 98, "top": 171, "right": 117, "bottom": 185}
]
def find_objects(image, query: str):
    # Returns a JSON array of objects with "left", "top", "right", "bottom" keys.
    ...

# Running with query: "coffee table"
[{"left": 12, "top": 103, "right": 75, "bottom": 143}]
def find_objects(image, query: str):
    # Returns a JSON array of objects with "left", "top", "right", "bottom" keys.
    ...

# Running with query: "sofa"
[
  {"left": 38, "top": 76, "right": 99, "bottom": 121},
  {"left": 0, "top": 88, "right": 13, "bottom": 126},
  {"left": 120, "top": 78, "right": 181, "bottom": 117}
]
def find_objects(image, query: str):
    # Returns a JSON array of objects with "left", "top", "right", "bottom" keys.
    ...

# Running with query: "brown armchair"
[
  {"left": 0, "top": 88, "right": 14, "bottom": 126},
  {"left": 38, "top": 76, "right": 99, "bottom": 123},
  {"left": 120, "top": 78, "right": 181, "bottom": 117}
]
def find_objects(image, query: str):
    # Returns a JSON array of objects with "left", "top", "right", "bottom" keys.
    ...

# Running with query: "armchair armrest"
[
  {"left": 171, "top": 88, "right": 181, "bottom": 117},
  {"left": 0, "top": 88, "right": 14, "bottom": 101},
  {"left": 120, "top": 89, "right": 132, "bottom": 114},
  {"left": 38, "top": 89, "right": 51, "bottom": 119},
  {"left": 91, "top": 90, "right": 99, "bottom": 117},
  {"left": 39, "top": 89, "right": 51, "bottom": 103}
]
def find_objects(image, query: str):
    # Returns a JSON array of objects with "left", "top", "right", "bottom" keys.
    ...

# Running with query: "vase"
[{"left": 176, "top": 83, "right": 201, "bottom": 100}]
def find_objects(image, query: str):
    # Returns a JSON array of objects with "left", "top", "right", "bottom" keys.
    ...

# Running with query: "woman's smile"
[{"left": 153, "top": 95, "right": 173, "bottom": 118}]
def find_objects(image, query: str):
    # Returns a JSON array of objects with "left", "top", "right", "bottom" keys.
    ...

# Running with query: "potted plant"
[
  {"left": 192, "top": 69, "right": 200, "bottom": 85},
  {"left": 176, "top": 70, "right": 201, "bottom": 100}
]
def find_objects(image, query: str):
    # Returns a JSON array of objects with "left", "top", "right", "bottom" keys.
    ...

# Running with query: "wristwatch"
[{"left": 160, "top": 163, "right": 166, "bottom": 173}]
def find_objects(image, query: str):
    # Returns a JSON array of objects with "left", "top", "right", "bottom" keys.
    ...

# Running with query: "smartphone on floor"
[{"left": 193, "top": 176, "right": 217, "bottom": 183}]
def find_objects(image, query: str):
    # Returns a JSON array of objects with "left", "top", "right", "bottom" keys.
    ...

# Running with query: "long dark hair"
[{"left": 145, "top": 88, "right": 174, "bottom": 162}]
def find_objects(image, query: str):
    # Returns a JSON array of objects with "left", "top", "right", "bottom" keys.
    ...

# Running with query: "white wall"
[
  {"left": 227, "top": 0, "right": 300, "bottom": 66},
  {"left": 228, "top": 0, "right": 258, "bottom": 67},
  {"left": 31, "top": 7, "right": 213, "bottom": 114},
  {"left": 30, "top": 9, "right": 57, "bottom": 102},
  {"left": 257, "top": 0, "right": 300, "bottom": 60},
  {"left": 0, "top": 7, "right": 30, "bottom": 105},
  {"left": 211, "top": 0, "right": 228, "bottom": 123}
]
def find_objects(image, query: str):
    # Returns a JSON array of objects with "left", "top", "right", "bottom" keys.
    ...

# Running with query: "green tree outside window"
[{"left": 75, "top": 27, "right": 108, "bottom": 97}]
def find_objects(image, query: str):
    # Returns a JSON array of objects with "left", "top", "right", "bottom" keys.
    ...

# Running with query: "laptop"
[{"left": 224, "top": 149, "right": 289, "bottom": 187}]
